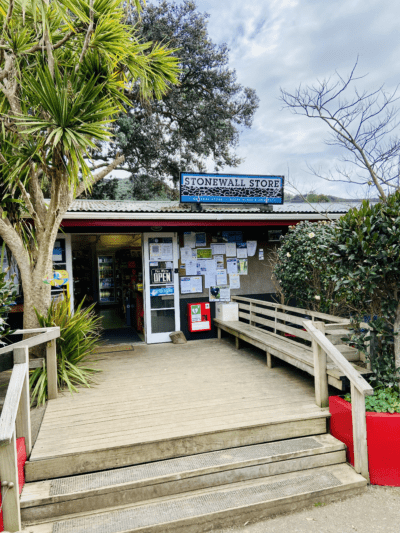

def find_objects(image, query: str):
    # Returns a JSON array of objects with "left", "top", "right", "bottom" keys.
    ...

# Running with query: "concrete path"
[{"left": 216, "top": 485, "right": 400, "bottom": 533}]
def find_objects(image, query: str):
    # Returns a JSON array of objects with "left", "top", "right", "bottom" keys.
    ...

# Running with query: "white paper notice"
[
  {"left": 246, "top": 241, "right": 257, "bottom": 257},
  {"left": 149, "top": 243, "right": 162, "bottom": 261},
  {"left": 184, "top": 232, "right": 196, "bottom": 248},
  {"left": 191, "top": 276, "right": 203, "bottom": 293},
  {"left": 211, "top": 243, "right": 226, "bottom": 255},
  {"left": 215, "top": 255, "right": 224, "bottom": 269},
  {"left": 226, "top": 258, "right": 238, "bottom": 275},
  {"left": 180, "top": 247, "right": 193, "bottom": 263},
  {"left": 205, "top": 273, "right": 216, "bottom": 288},
  {"left": 185, "top": 261, "right": 197, "bottom": 276},
  {"left": 225, "top": 243, "right": 237, "bottom": 257},
  {"left": 165, "top": 262, "right": 173, "bottom": 269},
  {"left": 180, "top": 276, "right": 203, "bottom": 294},
  {"left": 216, "top": 269, "right": 227, "bottom": 285},
  {"left": 205, "top": 258, "right": 217, "bottom": 273},
  {"left": 236, "top": 247, "right": 248, "bottom": 259},
  {"left": 229, "top": 273, "right": 240, "bottom": 289},
  {"left": 161, "top": 243, "right": 173, "bottom": 261},
  {"left": 196, "top": 260, "right": 208, "bottom": 275},
  {"left": 180, "top": 277, "right": 192, "bottom": 294}
]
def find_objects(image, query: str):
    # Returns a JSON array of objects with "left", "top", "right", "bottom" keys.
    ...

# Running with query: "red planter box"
[
  {"left": 0, "top": 437, "right": 26, "bottom": 531},
  {"left": 329, "top": 396, "right": 400, "bottom": 486}
]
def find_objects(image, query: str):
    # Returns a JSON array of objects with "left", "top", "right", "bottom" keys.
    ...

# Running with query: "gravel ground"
[{"left": 214, "top": 485, "right": 400, "bottom": 533}]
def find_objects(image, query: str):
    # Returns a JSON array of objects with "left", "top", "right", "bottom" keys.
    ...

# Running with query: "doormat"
[{"left": 101, "top": 327, "right": 142, "bottom": 345}]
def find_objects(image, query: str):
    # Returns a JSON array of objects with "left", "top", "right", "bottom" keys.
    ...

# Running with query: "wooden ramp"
[
  {"left": 22, "top": 339, "right": 367, "bottom": 532},
  {"left": 26, "top": 339, "right": 328, "bottom": 481}
]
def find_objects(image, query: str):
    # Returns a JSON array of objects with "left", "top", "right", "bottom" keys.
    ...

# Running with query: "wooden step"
[
  {"left": 21, "top": 434, "right": 345, "bottom": 523},
  {"left": 22, "top": 464, "right": 367, "bottom": 533},
  {"left": 24, "top": 413, "right": 329, "bottom": 482}
]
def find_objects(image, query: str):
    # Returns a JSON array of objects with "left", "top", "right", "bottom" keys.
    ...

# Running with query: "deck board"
[{"left": 29, "top": 339, "right": 326, "bottom": 462}]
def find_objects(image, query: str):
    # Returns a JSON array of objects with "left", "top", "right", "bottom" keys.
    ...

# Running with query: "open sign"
[{"left": 150, "top": 268, "right": 173, "bottom": 284}]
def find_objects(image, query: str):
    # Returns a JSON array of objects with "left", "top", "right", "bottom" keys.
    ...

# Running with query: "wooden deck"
[{"left": 25, "top": 339, "right": 329, "bottom": 481}]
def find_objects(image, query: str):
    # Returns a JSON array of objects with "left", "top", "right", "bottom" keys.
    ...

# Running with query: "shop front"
[{"left": 57, "top": 198, "right": 353, "bottom": 345}]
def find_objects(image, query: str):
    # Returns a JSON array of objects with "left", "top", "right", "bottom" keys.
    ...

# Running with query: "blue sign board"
[
  {"left": 150, "top": 287, "right": 174, "bottom": 297},
  {"left": 180, "top": 172, "right": 284, "bottom": 205}
]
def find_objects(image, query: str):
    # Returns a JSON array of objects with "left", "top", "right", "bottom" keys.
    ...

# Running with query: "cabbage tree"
[{"left": 0, "top": 0, "right": 179, "bottom": 329}]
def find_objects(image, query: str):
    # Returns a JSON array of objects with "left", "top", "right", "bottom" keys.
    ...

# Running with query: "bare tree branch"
[{"left": 280, "top": 62, "right": 400, "bottom": 199}]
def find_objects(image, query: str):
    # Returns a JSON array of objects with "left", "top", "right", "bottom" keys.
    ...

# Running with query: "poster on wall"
[
  {"left": 184, "top": 232, "right": 196, "bottom": 248},
  {"left": 211, "top": 243, "right": 226, "bottom": 255},
  {"left": 216, "top": 269, "right": 228, "bottom": 285},
  {"left": 180, "top": 247, "right": 193, "bottom": 263},
  {"left": 238, "top": 258, "right": 248, "bottom": 275},
  {"left": 195, "top": 232, "right": 207, "bottom": 247},
  {"left": 236, "top": 243, "right": 248, "bottom": 259},
  {"left": 196, "top": 248, "right": 212, "bottom": 259},
  {"left": 229, "top": 273, "right": 240, "bottom": 289},
  {"left": 226, "top": 258, "right": 237, "bottom": 274},
  {"left": 246, "top": 241, "right": 257, "bottom": 257},
  {"left": 209, "top": 285, "right": 231, "bottom": 302},
  {"left": 180, "top": 276, "right": 203, "bottom": 294},
  {"left": 225, "top": 243, "right": 237, "bottom": 257}
]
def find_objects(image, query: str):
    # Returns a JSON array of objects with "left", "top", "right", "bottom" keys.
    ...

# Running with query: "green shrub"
[
  {"left": 30, "top": 297, "right": 103, "bottom": 406},
  {"left": 344, "top": 388, "right": 400, "bottom": 414},
  {"left": 0, "top": 245, "right": 18, "bottom": 344},
  {"left": 332, "top": 192, "right": 400, "bottom": 389},
  {"left": 273, "top": 220, "right": 348, "bottom": 315}
]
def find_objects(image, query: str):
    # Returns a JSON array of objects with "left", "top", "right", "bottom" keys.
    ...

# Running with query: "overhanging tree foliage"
[
  {"left": 90, "top": 0, "right": 259, "bottom": 200},
  {"left": 0, "top": 0, "right": 179, "bottom": 329}
]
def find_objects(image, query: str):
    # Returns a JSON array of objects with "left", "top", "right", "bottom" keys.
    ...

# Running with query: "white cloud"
[{"left": 167, "top": 0, "right": 400, "bottom": 197}]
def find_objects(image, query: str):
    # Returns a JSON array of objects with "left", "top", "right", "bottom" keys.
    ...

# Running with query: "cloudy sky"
[{"left": 173, "top": 0, "right": 400, "bottom": 198}]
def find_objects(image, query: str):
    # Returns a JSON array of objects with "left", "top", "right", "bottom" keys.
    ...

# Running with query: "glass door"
[{"left": 143, "top": 233, "right": 180, "bottom": 344}]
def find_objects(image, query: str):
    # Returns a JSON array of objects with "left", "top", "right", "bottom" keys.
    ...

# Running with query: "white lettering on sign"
[
  {"left": 183, "top": 176, "right": 281, "bottom": 190},
  {"left": 151, "top": 269, "right": 173, "bottom": 284}
]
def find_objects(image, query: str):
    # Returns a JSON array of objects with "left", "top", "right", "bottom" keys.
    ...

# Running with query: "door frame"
[{"left": 143, "top": 232, "right": 180, "bottom": 344}]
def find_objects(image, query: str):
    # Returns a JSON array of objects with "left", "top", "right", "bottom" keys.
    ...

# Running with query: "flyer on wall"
[
  {"left": 238, "top": 258, "right": 248, "bottom": 275},
  {"left": 209, "top": 284, "right": 231, "bottom": 302}
]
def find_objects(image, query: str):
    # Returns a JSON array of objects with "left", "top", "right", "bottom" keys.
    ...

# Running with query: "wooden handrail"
[
  {"left": 0, "top": 327, "right": 60, "bottom": 354},
  {"left": 303, "top": 319, "right": 373, "bottom": 482},
  {"left": 0, "top": 328, "right": 60, "bottom": 531},
  {"left": 0, "top": 362, "right": 28, "bottom": 447},
  {"left": 231, "top": 296, "right": 349, "bottom": 323},
  {"left": 303, "top": 320, "right": 373, "bottom": 396}
]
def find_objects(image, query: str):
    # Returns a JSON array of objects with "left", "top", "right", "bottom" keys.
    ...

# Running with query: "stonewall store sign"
[{"left": 180, "top": 172, "right": 284, "bottom": 205}]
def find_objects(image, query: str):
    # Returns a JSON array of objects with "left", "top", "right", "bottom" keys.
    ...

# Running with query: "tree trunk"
[
  {"left": 394, "top": 301, "right": 400, "bottom": 387},
  {"left": 22, "top": 275, "right": 52, "bottom": 330}
]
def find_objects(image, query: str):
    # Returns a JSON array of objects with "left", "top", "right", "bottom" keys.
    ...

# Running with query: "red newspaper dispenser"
[{"left": 187, "top": 302, "right": 211, "bottom": 332}]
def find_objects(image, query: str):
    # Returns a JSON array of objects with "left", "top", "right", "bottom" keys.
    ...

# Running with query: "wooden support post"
[
  {"left": 0, "top": 432, "right": 21, "bottom": 532},
  {"left": 217, "top": 327, "right": 221, "bottom": 340},
  {"left": 46, "top": 339, "right": 58, "bottom": 400},
  {"left": 351, "top": 382, "right": 370, "bottom": 482},
  {"left": 250, "top": 303, "right": 254, "bottom": 326},
  {"left": 266, "top": 351, "right": 273, "bottom": 368},
  {"left": 312, "top": 321, "right": 329, "bottom": 408},
  {"left": 14, "top": 347, "right": 32, "bottom": 457},
  {"left": 274, "top": 308, "right": 277, "bottom": 334},
  {"left": 235, "top": 336, "right": 240, "bottom": 350}
]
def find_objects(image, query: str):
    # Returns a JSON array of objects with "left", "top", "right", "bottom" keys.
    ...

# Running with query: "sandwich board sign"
[{"left": 180, "top": 172, "right": 284, "bottom": 205}]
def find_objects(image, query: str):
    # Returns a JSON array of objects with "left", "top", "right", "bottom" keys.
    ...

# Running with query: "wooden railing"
[
  {"left": 303, "top": 320, "right": 373, "bottom": 481},
  {"left": 0, "top": 327, "right": 60, "bottom": 532}
]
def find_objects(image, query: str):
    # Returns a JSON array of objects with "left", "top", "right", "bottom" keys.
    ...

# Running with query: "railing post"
[
  {"left": 351, "top": 382, "right": 370, "bottom": 482},
  {"left": 0, "top": 432, "right": 21, "bottom": 532},
  {"left": 46, "top": 338, "right": 58, "bottom": 400},
  {"left": 250, "top": 302, "right": 254, "bottom": 326},
  {"left": 14, "top": 346, "right": 32, "bottom": 456},
  {"left": 312, "top": 321, "right": 329, "bottom": 408}
]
